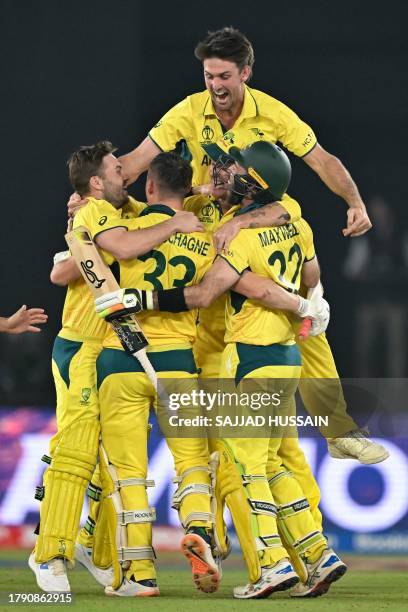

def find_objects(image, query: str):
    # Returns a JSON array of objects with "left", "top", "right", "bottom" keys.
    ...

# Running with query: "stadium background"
[{"left": 0, "top": 0, "right": 407, "bottom": 575}]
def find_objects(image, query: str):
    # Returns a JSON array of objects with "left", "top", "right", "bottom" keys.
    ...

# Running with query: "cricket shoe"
[
  {"left": 328, "top": 429, "right": 389, "bottom": 464},
  {"left": 105, "top": 578, "right": 159, "bottom": 597},
  {"left": 290, "top": 548, "right": 347, "bottom": 598},
  {"left": 181, "top": 528, "right": 221, "bottom": 593},
  {"left": 28, "top": 552, "right": 70, "bottom": 593},
  {"left": 233, "top": 559, "right": 299, "bottom": 599},
  {"left": 75, "top": 543, "right": 114, "bottom": 587}
]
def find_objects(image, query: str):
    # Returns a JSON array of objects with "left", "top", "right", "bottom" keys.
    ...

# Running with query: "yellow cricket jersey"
[
  {"left": 59, "top": 196, "right": 145, "bottom": 342},
  {"left": 102, "top": 204, "right": 215, "bottom": 349},
  {"left": 149, "top": 85, "right": 316, "bottom": 186},
  {"left": 221, "top": 217, "right": 315, "bottom": 346}
]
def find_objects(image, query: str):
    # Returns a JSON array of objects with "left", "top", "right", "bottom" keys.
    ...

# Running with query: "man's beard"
[{"left": 104, "top": 187, "right": 129, "bottom": 209}]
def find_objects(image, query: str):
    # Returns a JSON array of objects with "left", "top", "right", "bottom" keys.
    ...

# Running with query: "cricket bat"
[
  {"left": 298, "top": 281, "right": 324, "bottom": 341},
  {"left": 65, "top": 225, "right": 158, "bottom": 388}
]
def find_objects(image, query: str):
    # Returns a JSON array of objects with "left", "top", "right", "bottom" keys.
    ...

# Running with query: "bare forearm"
[
  {"left": 121, "top": 219, "right": 178, "bottom": 259},
  {"left": 234, "top": 272, "right": 300, "bottom": 312},
  {"left": 50, "top": 258, "right": 81, "bottom": 286},
  {"left": 119, "top": 136, "right": 160, "bottom": 185},
  {"left": 318, "top": 154, "right": 364, "bottom": 209},
  {"left": 240, "top": 202, "right": 290, "bottom": 229}
]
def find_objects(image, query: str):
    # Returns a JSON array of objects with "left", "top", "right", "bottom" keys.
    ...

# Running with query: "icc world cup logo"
[{"left": 202, "top": 125, "right": 214, "bottom": 141}]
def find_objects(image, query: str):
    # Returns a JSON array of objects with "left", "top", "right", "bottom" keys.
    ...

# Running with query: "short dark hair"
[
  {"left": 194, "top": 26, "right": 255, "bottom": 71},
  {"left": 148, "top": 152, "right": 192, "bottom": 197},
  {"left": 68, "top": 140, "right": 117, "bottom": 196}
]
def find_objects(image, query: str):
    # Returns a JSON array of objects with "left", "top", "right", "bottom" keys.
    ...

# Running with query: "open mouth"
[{"left": 213, "top": 91, "right": 229, "bottom": 104}]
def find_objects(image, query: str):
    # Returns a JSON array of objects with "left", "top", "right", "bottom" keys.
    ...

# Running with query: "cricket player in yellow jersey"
[
  {"left": 78, "top": 152, "right": 220, "bottom": 597},
  {"left": 109, "top": 26, "right": 388, "bottom": 464},
  {"left": 184, "top": 189, "right": 302, "bottom": 377},
  {"left": 98, "top": 143, "right": 346, "bottom": 599},
  {"left": 29, "top": 142, "right": 203, "bottom": 594}
]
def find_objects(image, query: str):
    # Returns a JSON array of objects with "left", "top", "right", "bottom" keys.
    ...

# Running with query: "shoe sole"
[
  {"left": 292, "top": 564, "right": 347, "bottom": 598},
  {"left": 181, "top": 533, "right": 220, "bottom": 594},
  {"left": 105, "top": 587, "right": 160, "bottom": 597},
  {"left": 235, "top": 576, "right": 299, "bottom": 599}
]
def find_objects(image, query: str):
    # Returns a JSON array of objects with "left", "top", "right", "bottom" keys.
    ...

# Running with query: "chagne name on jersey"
[{"left": 258, "top": 223, "right": 299, "bottom": 247}]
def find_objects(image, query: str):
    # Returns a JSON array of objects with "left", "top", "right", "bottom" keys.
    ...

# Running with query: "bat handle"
[
  {"left": 299, "top": 317, "right": 312, "bottom": 341},
  {"left": 133, "top": 348, "right": 158, "bottom": 388}
]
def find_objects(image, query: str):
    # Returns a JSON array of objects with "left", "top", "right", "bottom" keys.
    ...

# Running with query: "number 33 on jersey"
[{"left": 106, "top": 204, "right": 215, "bottom": 348}]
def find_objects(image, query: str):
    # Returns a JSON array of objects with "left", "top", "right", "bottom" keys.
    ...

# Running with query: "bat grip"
[
  {"left": 133, "top": 348, "right": 158, "bottom": 388},
  {"left": 299, "top": 317, "right": 312, "bottom": 340}
]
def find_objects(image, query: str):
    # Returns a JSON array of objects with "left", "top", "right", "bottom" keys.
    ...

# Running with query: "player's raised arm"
[
  {"left": 303, "top": 143, "right": 372, "bottom": 237},
  {"left": 118, "top": 136, "right": 161, "bottom": 185}
]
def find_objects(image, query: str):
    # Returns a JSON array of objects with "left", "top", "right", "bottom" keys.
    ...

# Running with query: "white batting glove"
[{"left": 309, "top": 299, "right": 330, "bottom": 335}]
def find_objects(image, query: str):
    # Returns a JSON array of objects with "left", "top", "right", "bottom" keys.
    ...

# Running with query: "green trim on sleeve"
[
  {"left": 148, "top": 133, "right": 165, "bottom": 151},
  {"left": 217, "top": 254, "right": 245, "bottom": 276}
]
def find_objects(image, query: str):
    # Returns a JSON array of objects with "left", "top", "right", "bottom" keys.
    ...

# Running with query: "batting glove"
[{"left": 95, "top": 288, "right": 153, "bottom": 319}]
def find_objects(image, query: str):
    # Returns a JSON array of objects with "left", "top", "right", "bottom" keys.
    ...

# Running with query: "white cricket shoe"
[
  {"left": 328, "top": 429, "right": 389, "bottom": 464},
  {"left": 105, "top": 578, "right": 159, "bottom": 597},
  {"left": 290, "top": 548, "right": 347, "bottom": 598},
  {"left": 75, "top": 543, "right": 114, "bottom": 587},
  {"left": 181, "top": 531, "right": 221, "bottom": 593},
  {"left": 28, "top": 552, "right": 70, "bottom": 593},
  {"left": 233, "top": 559, "right": 299, "bottom": 599}
]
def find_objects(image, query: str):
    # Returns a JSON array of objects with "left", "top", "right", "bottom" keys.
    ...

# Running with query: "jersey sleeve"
[
  {"left": 148, "top": 98, "right": 193, "bottom": 152},
  {"left": 74, "top": 199, "right": 127, "bottom": 241},
  {"left": 299, "top": 219, "right": 316, "bottom": 261},
  {"left": 219, "top": 232, "right": 250, "bottom": 275},
  {"left": 280, "top": 194, "right": 302, "bottom": 222},
  {"left": 275, "top": 101, "right": 317, "bottom": 157}
]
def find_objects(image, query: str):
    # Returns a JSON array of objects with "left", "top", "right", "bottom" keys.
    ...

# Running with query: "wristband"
[
  {"left": 157, "top": 287, "right": 188, "bottom": 313},
  {"left": 53, "top": 250, "right": 71, "bottom": 265}
]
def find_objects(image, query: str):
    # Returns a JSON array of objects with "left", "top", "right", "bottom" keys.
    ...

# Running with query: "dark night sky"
[{"left": 1, "top": 0, "right": 407, "bottom": 401}]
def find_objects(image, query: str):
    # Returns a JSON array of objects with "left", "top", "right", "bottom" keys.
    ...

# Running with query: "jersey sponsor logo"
[
  {"left": 98, "top": 216, "right": 107, "bottom": 226},
  {"left": 250, "top": 128, "right": 265, "bottom": 138},
  {"left": 302, "top": 132, "right": 314, "bottom": 147},
  {"left": 201, "top": 154, "right": 211, "bottom": 166},
  {"left": 201, "top": 125, "right": 214, "bottom": 141},
  {"left": 80, "top": 387, "right": 91, "bottom": 405}
]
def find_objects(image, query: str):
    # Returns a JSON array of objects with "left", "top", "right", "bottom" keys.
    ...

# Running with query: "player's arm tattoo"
[{"left": 247, "top": 204, "right": 290, "bottom": 228}]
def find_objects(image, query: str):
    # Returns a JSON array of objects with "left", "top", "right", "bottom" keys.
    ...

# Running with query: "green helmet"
[{"left": 228, "top": 141, "right": 291, "bottom": 203}]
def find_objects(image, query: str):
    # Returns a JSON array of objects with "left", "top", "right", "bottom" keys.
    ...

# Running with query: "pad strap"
[
  {"left": 293, "top": 530, "right": 326, "bottom": 554},
  {"left": 117, "top": 508, "right": 156, "bottom": 525},
  {"left": 268, "top": 470, "right": 293, "bottom": 486},
  {"left": 114, "top": 478, "right": 155, "bottom": 490},
  {"left": 172, "top": 483, "right": 212, "bottom": 510},
  {"left": 117, "top": 546, "right": 156, "bottom": 562},
  {"left": 248, "top": 499, "right": 278, "bottom": 517},
  {"left": 182, "top": 511, "right": 215, "bottom": 528},
  {"left": 41, "top": 454, "right": 51, "bottom": 465},
  {"left": 87, "top": 483, "right": 102, "bottom": 501},
  {"left": 277, "top": 498, "right": 310, "bottom": 519},
  {"left": 256, "top": 534, "right": 282, "bottom": 550},
  {"left": 173, "top": 466, "right": 211, "bottom": 484},
  {"left": 35, "top": 485, "right": 44, "bottom": 501},
  {"left": 242, "top": 474, "right": 268, "bottom": 485}
]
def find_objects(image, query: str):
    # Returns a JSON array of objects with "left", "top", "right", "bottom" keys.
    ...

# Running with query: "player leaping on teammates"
[
  {"left": 110, "top": 25, "right": 386, "bottom": 464},
  {"left": 97, "top": 142, "right": 347, "bottom": 599},
  {"left": 29, "top": 141, "right": 205, "bottom": 594}
]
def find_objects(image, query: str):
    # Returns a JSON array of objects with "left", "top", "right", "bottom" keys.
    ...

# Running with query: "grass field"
[{"left": 0, "top": 551, "right": 407, "bottom": 612}]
